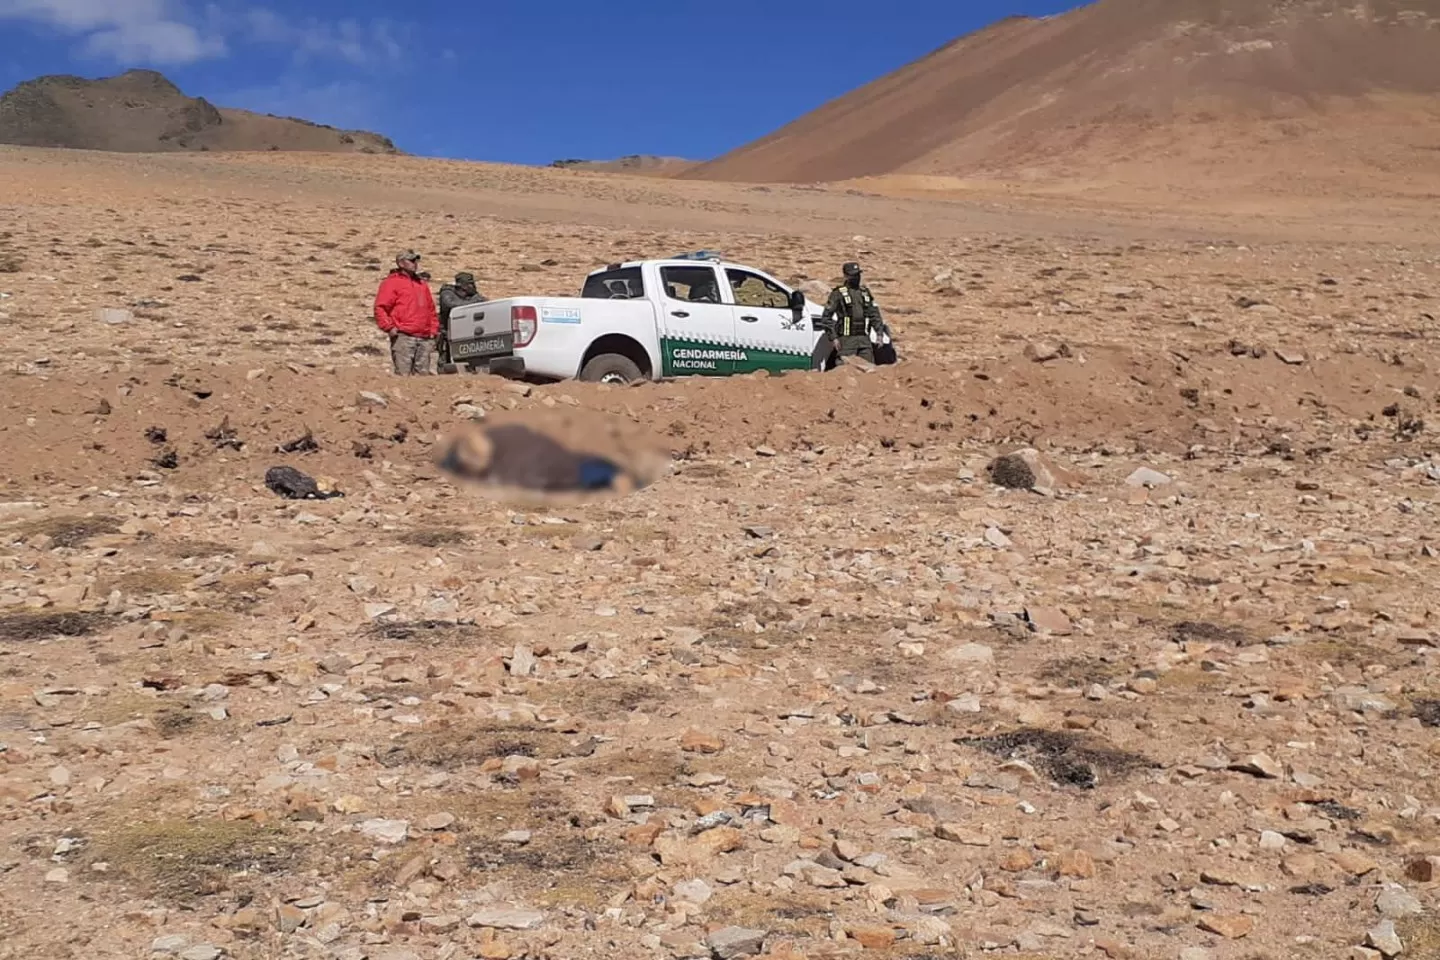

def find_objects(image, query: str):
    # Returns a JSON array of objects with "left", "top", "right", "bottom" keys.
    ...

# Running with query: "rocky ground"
[{"left": 1, "top": 146, "right": 1439, "bottom": 960}]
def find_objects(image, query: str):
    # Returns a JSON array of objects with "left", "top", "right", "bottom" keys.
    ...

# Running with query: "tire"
[{"left": 579, "top": 353, "right": 643, "bottom": 384}]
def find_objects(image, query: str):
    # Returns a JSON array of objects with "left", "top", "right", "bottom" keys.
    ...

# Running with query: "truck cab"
[{"left": 578, "top": 253, "right": 831, "bottom": 380}]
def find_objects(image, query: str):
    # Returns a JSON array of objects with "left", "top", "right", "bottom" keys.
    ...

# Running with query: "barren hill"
[
  {"left": 683, "top": 0, "right": 1440, "bottom": 186},
  {"left": 0, "top": 69, "right": 400, "bottom": 154}
]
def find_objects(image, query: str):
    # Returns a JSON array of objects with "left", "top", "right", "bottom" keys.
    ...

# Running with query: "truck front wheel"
[{"left": 579, "top": 353, "right": 643, "bottom": 384}]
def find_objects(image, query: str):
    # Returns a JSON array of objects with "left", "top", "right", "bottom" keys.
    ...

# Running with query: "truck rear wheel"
[{"left": 579, "top": 353, "right": 643, "bottom": 384}]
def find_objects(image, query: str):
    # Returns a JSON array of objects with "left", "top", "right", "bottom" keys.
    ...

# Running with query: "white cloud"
[
  {"left": 0, "top": 0, "right": 409, "bottom": 67},
  {"left": 222, "top": 7, "right": 407, "bottom": 65},
  {"left": 0, "top": 0, "right": 224, "bottom": 64}
]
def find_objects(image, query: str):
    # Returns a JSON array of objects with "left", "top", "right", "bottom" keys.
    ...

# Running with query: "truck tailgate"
[{"left": 447, "top": 300, "right": 515, "bottom": 364}]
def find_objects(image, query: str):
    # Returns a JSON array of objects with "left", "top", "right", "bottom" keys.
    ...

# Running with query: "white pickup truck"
[{"left": 442, "top": 252, "right": 894, "bottom": 384}]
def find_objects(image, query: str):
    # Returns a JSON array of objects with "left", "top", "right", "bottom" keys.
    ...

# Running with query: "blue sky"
[{"left": 0, "top": 0, "right": 1085, "bottom": 165}]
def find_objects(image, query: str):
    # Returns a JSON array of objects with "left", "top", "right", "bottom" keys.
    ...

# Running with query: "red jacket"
[{"left": 374, "top": 269, "right": 438, "bottom": 338}]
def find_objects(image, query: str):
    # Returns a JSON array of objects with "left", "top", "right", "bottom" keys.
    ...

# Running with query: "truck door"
[
  {"left": 723, "top": 267, "right": 817, "bottom": 374},
  {"left": 657, "top": 264, "right": 737, "bottom": 377}
]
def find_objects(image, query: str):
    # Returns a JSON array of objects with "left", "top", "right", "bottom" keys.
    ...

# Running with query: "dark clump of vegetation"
[
  {"left": 8, "top": 514, "right": 121, "bottom": 548},
  {"left": 956, "top": 727, "right": 1157, "bottom": 789},
  {"left": 1412, "top": 699, "right": 1440, "bottom": 728},
  {"left": 0, "top": 610, "right": 113, "bottom": 642},
  {"left": 1169, "top": 619, "right": 1252, "bottom": 646},
  {"left": 87, "top": 818, "right": 298, "bottom": 904},
  {"left": 398, "top": 527, "right": 471, "bottom": 548}
]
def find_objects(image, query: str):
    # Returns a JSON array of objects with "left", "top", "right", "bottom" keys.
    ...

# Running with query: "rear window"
[{"left": 582, "top": 267, "right": 645, "bottom": 300}]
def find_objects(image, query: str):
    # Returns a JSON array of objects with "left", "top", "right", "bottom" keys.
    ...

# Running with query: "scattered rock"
[
  {"left": 465, "top": 908, "right": 545, "bottom": 931},
  {"left": 707, "top": 926, "right": 767, "bottom": 959},
  {"left": 1125, "top": 466, "right": 1172, "bottom": 488},
  {"left": 1198, "top": 914, "right": 1255, "bottom": 939},
  {"left": 358, "top": 819, "right": 409, "bottom": 844}
]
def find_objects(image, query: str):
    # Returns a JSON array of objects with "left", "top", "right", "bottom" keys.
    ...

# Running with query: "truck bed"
[{"left": 455, "top": 296, "right": 658, "bottom": 382}]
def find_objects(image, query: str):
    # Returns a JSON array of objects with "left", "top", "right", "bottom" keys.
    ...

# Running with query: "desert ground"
[{"left": 2, "top": 145, "right": 1440, "bottom": 960}]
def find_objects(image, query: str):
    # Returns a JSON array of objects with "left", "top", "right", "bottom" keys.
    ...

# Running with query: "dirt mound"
[
  {"left": 683, "top": 0, "right": 1440, "bottom": 187},
  {"left": 550, "top": 155, "right": 696, "bottom": 177},
  {"left": 0, "top": 69, "right": 400, "bottom": 154}
]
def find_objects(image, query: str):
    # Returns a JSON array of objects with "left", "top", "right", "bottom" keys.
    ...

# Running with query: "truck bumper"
[{"left": 485, "top": 356, "right": 526, "bottom": 378}]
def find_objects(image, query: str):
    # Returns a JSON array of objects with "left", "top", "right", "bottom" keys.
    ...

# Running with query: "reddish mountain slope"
[{"left": 682, "top": 0, "right": 1440, "bottom": 184}]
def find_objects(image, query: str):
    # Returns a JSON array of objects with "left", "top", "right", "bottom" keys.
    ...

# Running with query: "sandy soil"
[{"left": 1, "top": 145, "right": 1439, "bottom": 960}]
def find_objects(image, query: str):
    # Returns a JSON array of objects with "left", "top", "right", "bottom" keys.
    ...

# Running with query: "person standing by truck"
[
  {"left": 374, "top": 249, "right": 439, "bottom": 375},
  {"left": 437, "top": 271, "right": 485, "bottom": 369},
  {"left": 820, "top": 261, "right": 886, "bottom": 364}
]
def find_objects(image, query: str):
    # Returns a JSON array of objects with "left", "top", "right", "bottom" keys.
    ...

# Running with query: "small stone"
[
  {"left": 1198, "top": 914, "right": 1255, "bottom": 939},
  {"left": 1000, "top": 848, "right": 1036, "bottom": 872},
  {"left": 944, "top": 643, "right": 994, "bottom": 665},
  {"left": 1376, "top": 883, "right": 1423, "bottom": 919},
  {"left": 1259, "top": 830, "right": 1287, "bottom": 851},
  {"left": 1056, "top": 849, "right": 1096, "bottom": 879},
  {"left": 420, "top": 813, "right": 456, "bottom": 831},
  {"left": 674, "top": 879, "right": 713, "bottom": 904},
  {"left": 1025, "top": 606, "right": 1072, "bottom": 636},
  {"left": 1023, "top": 340, "right": 1070, "bottom": 363},
  {"left": 1366, "top": 919, "right": 1404, "bottom": 957},
  {"left": 465, "top": 908, "right": 544, "bottom": 931},
  {"left": 477, "top": 939, "right": 513, "bottom": 960},
  {"left": 1275, "top": 349, "right": 1306, "bottom": 365},
  {"left": 152, "top": 935, "right": 189, "bottom": 954},
  {"left": 847, "top": 925, "right": 897, "bottom": 949},
  {"left": 936, "top": 823, "right": 993, "bottom": 846},
  {"left": 44, "top": 867, "right": 69, "bottom": 884},
  {"left": 985, "top": 525, "right": 1012, "bottom": 548},
  {"left": 357, "top": 391, "right": 388, "bottom": 408},
  {"left": 1334, "top": 851, "right": 1379, "bottom": 876},
  {"left": 707, "top": 925, "right": 767, "bottom": 959},
  {"left": 681, "top": 729, "right": 726, "bottom": 753},
  {"left": 1125, "top": 467, "right": 1172, "bottom": 488},
  {"left": 358, "top": 819, "right": 409, "bottom": 844},
  {"left": 1229, "top": 753, "right": 1283, "bottom": 779},
  {"left": 179, "top": 947, "right": 223, "bottom": 960},
  {"left": 509, "top": 644, "right": 536, "bottom": 677},
  {"left": 944, "top": 692, "right": 982, "bottom": 713},
  {"left": 276, "top": 904, "right": 306, "bottom": 933}
]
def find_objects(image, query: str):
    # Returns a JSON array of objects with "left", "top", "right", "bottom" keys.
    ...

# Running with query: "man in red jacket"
[{"left": 374, "top": 249, "right": 440, "bottom": 375}]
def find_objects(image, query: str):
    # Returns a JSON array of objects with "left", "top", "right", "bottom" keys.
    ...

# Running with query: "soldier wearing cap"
[
  {"left": 373, "top": 249, "right": 440, "bottom": 375},
  {"left": 437, "top": 271, "right": 485, "bottom": 368},
  {"left": 820, "top": 261, "right": 885, "bottom": 364}
]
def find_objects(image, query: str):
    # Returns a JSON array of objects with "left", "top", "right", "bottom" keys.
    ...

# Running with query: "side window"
[
  {"left": 726, "top": 269, "right": 790, "bottom": 309},
  {"left": 581, "top": 267, "right": 644, "bottom": 299},
  {"left": 660, "top": 266, "right": 723, "bottom": 304}
]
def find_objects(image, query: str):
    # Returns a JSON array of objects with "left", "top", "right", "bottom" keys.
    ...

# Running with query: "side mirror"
[{"left": 788, "top": 289, "right": 806, "bottom": 313}]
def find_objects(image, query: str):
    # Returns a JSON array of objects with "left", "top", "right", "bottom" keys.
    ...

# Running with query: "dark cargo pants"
[{"left": 836, "top": 334, "right": 875, "bottom": 364}]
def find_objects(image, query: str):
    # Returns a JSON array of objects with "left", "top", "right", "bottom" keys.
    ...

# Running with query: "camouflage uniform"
[
  {"left": 820, "top": 261, "right": 884, "bottom": 363},
  {"left": 437, "top": 271, "right": 485, "bottom": 366}
]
